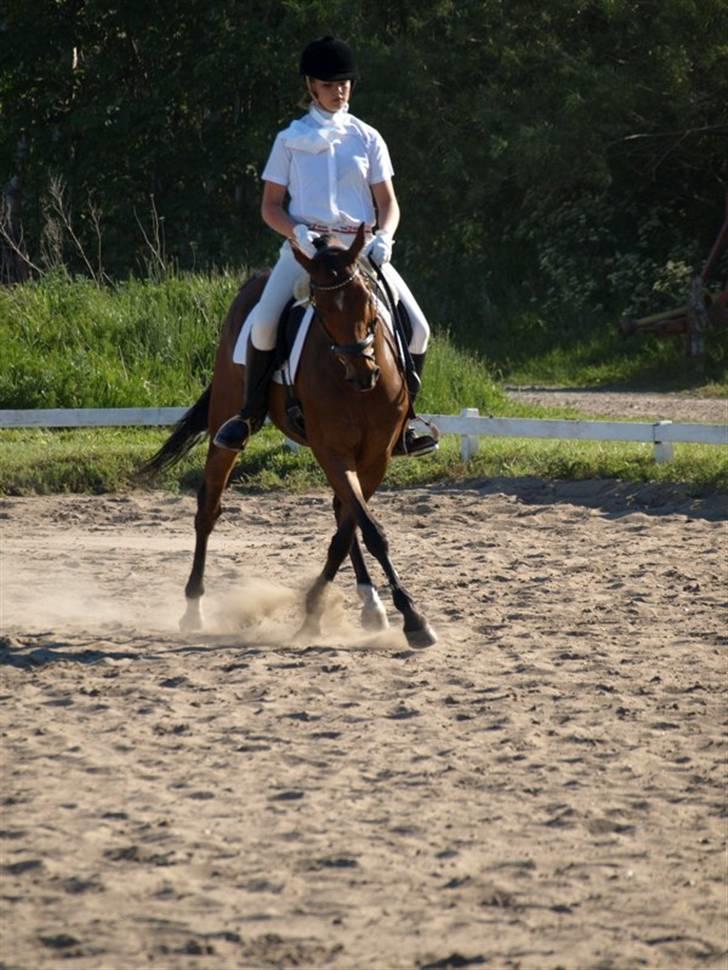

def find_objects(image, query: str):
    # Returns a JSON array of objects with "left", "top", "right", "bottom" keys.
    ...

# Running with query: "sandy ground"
[
  {"left": 1, "top": 480, "right": 727, "bottom": 970},
  {"left": 504, "top": 388, "right": 728, "bottom": 425}
]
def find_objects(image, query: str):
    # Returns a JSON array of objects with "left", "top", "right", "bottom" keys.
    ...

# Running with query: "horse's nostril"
[{"left": 360, "top": 369, "right": 379, "bottom": 392}]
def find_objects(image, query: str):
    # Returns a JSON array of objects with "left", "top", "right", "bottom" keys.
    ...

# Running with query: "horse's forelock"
[
  {"left": 313, "top": 246, "right": 349, "bottom": 278},
  {"left": 312, "top": 233, "right": 334, "bottom": 252},
  {"left": 312, "top": 233, "right": 344, "bottom": 254}
]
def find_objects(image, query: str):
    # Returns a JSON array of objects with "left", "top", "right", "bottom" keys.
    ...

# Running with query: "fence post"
[
  {"left": 460, "top": 407, "right": 480, "bottom": 461},
  {"left": 653, "top": 420, "right": 674, "bottom": 463}
]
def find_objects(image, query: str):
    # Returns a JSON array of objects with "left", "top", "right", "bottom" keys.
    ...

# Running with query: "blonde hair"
[
  {"left": 296, "top": 76, "right": 316, "bottom": 110},
  {"left": 296, "top": 76, "right": 355, "bottom": 111}
]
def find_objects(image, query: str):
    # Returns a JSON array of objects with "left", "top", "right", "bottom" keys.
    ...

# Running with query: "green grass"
[
  {"left": 0, "top": 271, "right": 237, "bottom": 408},
  {"left": 0, "top": 425, "right": 725, "bottom": 495},
  {"left": 1, "top": 271, "right": 725, "bottom": 495},
  {"left": 3, "top": 270, "right": 725, "bottom": 404},
  {"left": 416, "top": 267, "right": 728, "bottom": 392},
  {"left": 0, "top": 271, "right": 518, "bottom": 415},
  {"left": 501, "top": 327, "right": 728, "bottom": 392}
]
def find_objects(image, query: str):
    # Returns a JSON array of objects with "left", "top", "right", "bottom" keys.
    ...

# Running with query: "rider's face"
[{"left": 308, "top": 78, "right": 352, "bottom": 112}]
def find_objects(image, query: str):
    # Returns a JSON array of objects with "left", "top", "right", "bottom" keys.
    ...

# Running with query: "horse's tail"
[{"left": 139, "top": 385, "right": 212, "bottom": 479}]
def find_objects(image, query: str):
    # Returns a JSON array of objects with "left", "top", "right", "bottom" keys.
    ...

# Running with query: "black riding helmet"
[{"left": 300, "top": 36, "right": 359, "bottom": 81}]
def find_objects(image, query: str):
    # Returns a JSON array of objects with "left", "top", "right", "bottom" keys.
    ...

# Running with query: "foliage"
[{"left": 1, "top": 0, "right": 726, "bottom": 338}]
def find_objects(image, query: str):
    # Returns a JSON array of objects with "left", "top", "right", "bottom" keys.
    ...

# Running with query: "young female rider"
[{"left": 214, "top": 36, "right": 437, "bottom": 457}]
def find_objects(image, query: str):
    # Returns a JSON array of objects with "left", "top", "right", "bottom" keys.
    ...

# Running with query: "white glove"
[
  {"left": 291, "top": 223, "right": 320, "bottom": 257},
  {"left": 365, "top": 229, "right": 394, "bottom": 266}
]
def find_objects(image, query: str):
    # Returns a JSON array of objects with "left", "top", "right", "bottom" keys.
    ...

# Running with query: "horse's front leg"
[
  {"left": 300, "top": 513, "right": 357, "bottom": 638},
  {"left": 332, "top": 496, "right": 388, "bottom": 631},
  {"left": 181, "top": 444, "right": 237, "bottom": 631},
  {"left": 349, "top": 469, "right": 437, "bottom": 649},
  {"left": 358, "top": 515, "right": 436, "bottom": 647}
]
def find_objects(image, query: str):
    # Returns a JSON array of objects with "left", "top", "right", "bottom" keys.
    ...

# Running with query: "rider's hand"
[
  {"left": 365, "top": 229, "right": 394, "bottom": 266},
  {"left": 291, "top": 224, "right": 320, "bottom": 257}
]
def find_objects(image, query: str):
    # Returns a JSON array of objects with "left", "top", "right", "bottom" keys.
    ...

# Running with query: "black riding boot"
[
  {"left": 393, "top": 351, "right": 439, "bottom": 458},
  {"left": 213, "top": 346, "right": 276, "bottom": 451}
]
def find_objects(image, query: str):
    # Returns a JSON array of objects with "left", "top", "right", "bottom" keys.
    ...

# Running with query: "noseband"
[{"left": 310, "top": 265, "right": 377, "bottom": 358}]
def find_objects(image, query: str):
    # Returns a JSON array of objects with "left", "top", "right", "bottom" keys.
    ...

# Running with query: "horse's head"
[{"left": 291, "top": 224, "right": 380, "bottom": 391}]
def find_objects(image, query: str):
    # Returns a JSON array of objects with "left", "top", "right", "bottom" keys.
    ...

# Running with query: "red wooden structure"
[{"left": 620, "top": 193, "right": 728, "bottom": 357}]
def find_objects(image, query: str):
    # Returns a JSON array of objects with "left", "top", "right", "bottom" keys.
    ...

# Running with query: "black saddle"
[
  {"left": 274, "top": 300, "right": 308, "bottom": 378},
  {"left": 271, "top": 300, "right": 308, "bottom": 439}
]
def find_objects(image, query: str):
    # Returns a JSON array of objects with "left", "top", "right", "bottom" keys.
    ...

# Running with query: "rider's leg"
[
  {"left": 214, "top": 244, "right": 303, "bottom": 452},
  {"left": 382, "top": 264, "right": 430, "bottom": 358},
  {"left": 381, "top": 265, "right": 439, "bottom": 457}
]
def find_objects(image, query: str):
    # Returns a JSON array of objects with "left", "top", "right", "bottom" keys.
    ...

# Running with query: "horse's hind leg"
[
  {"left": 333, "top": 496, "right": 388, "bottom": 631},
  {"left": 181, "top": 444, "right": 238, "bottom": 631},
  {"left": 300, "top": 512, "right": 357, "bottom": 638}
]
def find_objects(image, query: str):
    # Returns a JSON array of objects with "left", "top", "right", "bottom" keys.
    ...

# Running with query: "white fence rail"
[
  {"left": 0, "top": 406, "right": 726, "bottom": 464},
  {"left": 0, "top": 407, "right": 187, "bottom": 429}
]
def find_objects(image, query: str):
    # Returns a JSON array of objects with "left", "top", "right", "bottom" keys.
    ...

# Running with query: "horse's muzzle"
[
  {"left": 339, "top": 355, "right": 381, "bottom": 391},
  {"left": 353, "top": 367, "right": 381, "bottom": 391},
  {"left": 345, "top": 363, "right": 380, "bottom": 391}
]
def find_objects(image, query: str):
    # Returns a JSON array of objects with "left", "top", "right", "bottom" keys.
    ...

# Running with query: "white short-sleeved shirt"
[{"left": 262, "top": 106, "right": 394, "bottom": 230}]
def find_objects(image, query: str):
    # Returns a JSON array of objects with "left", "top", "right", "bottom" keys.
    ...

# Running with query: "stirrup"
[
  {"left": 393, "top": 419, "right": 440, "bottom": 458},
  {"left": 286, "top": 403, "right": 306, "bottom": 438},
  {"left": 213, "top": 414, "right": 254, "bottom": 452}
]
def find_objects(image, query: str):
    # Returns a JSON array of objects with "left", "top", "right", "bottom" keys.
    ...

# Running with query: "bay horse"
[{"left": 143, "top": 224, "right": 437, "bottom": 648}]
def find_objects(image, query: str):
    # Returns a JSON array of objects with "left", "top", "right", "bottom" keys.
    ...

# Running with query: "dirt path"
[
  {"left": 505, "top": 387, "right": 728, "bottom": 424},
  {"left": 1, "top": 483, "right": 726, "bottom": 969}
]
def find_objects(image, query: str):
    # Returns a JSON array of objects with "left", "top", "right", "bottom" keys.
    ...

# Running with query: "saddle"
[{"left": 274, "top": 299, "right": 309, "bottom": 438}]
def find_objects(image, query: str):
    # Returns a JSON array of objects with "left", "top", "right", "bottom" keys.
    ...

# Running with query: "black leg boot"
[
  {"left": 213, "top": 345, "right": 276, "bottom": 451},
  {"left": 393, "top": 351, "right": 440, "bottom": 457}
]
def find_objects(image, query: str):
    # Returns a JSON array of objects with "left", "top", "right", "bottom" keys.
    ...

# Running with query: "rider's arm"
[
  {"left": 261, "top": 181, "right": 299, "bottom": 239},
  {"left": 371, "top": 179, "right": 400, "bottom": 237}
]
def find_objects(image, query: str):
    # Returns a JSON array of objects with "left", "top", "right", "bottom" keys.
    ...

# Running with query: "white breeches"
[{"left": 247, "top": 237, "right": 430, "bottom": 354}]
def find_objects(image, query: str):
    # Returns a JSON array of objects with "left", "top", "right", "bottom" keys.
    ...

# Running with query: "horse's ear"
[
  {"left": 290, "top": 239, "right": 315, "bottom": 274},
  {"left": 347, "top": 223, "right": 367, "bottom": 263}
]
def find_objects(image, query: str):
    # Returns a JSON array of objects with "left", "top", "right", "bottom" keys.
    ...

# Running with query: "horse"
[{"left": 143, "top": 224, "right": 437, "bottom": 648}]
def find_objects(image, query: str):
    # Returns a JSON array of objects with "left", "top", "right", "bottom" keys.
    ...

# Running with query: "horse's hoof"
[
  {"left": 179, "top": 603, "right": 203, "bottom": 632},
  {"left": 357, "top": 584, "right": 388, "bottom": 632},
  {"left": 405, "top": 624, "right": 437, "bottom": 648},
  {"left": 295, "top": 617, "right": 321, "bottom": 641},
  {"left": 361, "top": 604, "right": 389, "bottom": 631}
]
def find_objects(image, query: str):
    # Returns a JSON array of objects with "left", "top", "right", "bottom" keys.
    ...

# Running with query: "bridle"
[{"left": 309, "top": 264, "right": 379, "bottom": 358}]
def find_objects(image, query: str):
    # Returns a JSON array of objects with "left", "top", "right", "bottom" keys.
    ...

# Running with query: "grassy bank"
[
  {"left": 3, "top": 272, "right": 726, "bottom": 411},
  {"left": 1, "top": 272, "right": 726, "bottom": 495},
  {"left": 0, "top": 270, "right": 515, "bottom": 416},
  {"left": 0, "top": 272, "right": 234, "bottom": 409}
]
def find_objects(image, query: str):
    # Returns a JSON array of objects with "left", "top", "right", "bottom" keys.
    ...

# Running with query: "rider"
[{"left": 214, "top": 36, "right": 438, "bottom": 457}]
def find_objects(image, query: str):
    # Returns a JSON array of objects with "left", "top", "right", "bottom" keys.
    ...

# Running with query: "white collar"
[{"left": 308, "top": 103, "right": 350, "bottom": 131}]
